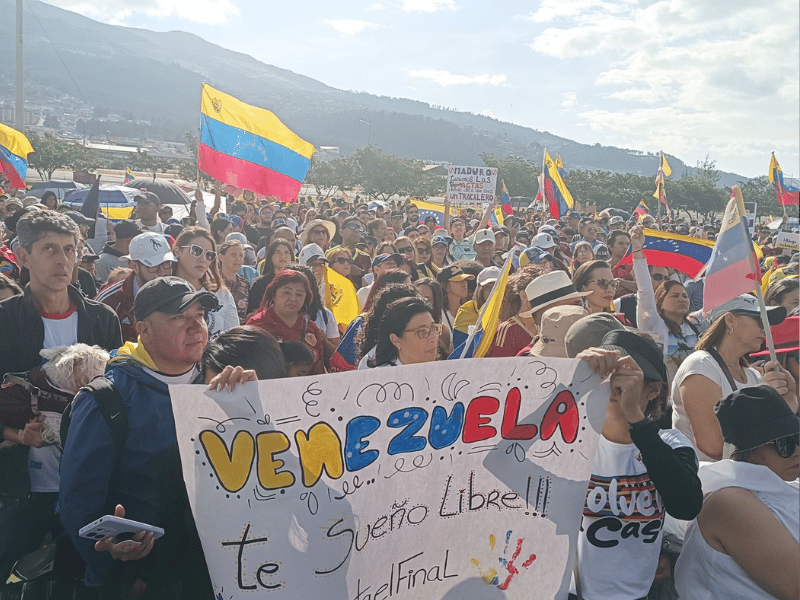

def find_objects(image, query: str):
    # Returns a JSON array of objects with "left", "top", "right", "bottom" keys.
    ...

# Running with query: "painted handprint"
[{"left": 471, "top": 531, "right": 537, "bottom": 591}]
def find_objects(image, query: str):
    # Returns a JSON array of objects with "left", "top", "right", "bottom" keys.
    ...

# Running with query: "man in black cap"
[
  {"left": 96, "top": 220, "right": 141, "bottom": 283},
  {"left": 133, "top": 192, "right": 165, "bottom": 234},
  {"left": 59, "top": 277, "right": 219, "bottom": 597}
]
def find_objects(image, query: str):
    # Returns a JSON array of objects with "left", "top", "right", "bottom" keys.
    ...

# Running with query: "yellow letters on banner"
[
  {"left": 200, "top": 430, "right": 255, "bottom": 493},
  {"left": 256, "top": 432, "right": 296, "bottom": 490},
  {"left": 295, "top": 423, "right": 345, "bottom": 487}
]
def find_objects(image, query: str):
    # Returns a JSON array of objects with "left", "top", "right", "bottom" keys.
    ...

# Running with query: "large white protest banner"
[
  {"left": 446, "top": 165, "right": 498, "bottom": 205},
  {"left": 170, "top": 357, "right": 609, "bottom": 600}
]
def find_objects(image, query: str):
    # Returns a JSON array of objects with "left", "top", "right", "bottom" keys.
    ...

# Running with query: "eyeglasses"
[
  {"left": 404, "top": 322, "right": 443, "bottom": 339},
  {"left": 181, "top": 245, "right": 217, "bottom": 262},
  {"left": 589, "top": 278, "right": 618, "bottom": 290},
  {"left": 771, "top": 433, "right": 799, "bottom": 458},
  {"left": 397, "top": 246, "right": 414, "bottom": 254},
  {"left": 345, "top": 223, "right": 365, "bottom": 231},
  {"left": 651, "top": 273, "right": 667, "bottom": 281},
  {"left": 143, "top": 261, "right": 174, "bottom": 274},
  {"left": 333, "top": 257, "right": 353, "bottom": 265},
  {"left": 415, "top": 247, "right": 430, "bottom": 254}
]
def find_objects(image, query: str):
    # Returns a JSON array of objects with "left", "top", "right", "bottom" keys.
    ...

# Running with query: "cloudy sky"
[{"left": 43, "top": 0, "right": 799, "bottom": 179}]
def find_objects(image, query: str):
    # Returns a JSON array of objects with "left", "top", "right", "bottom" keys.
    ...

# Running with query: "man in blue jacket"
[{"left": 59, "top": 277, "right": 218, "bottom": 598}]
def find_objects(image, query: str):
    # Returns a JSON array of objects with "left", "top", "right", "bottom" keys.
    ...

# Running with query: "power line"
[{"left": 24, "top": 0, "right": 90, "bottom": 107}]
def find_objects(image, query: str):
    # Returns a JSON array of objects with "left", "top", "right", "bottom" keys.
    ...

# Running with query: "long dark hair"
[
  {"left": 363, "top": 269, "right": 411, "bottom": 311},
  {"left": 572, "top": 260, "right": 609, "bottom": 292},
  {"left": 287, "top": 263, "right": 328, "bottom": 325},
  {"left": 359, "top": 283, "right": 420, "bottom": 361},
  {"left": 414, "top": 278, "right": 444, "bottom": 323},
  {"left": 261, "top": 270, "right": 312, "bottom": 313},
  {"left": 261, "top": 239, "right": 295, "bottom": 278},
  {"left": 655, "top": 280, "right": 699, "bottom": 339},
  {"left": 202, "top": 326, "right": 287, "bottom": 379},
  {"left": 370, "top": 297, "right": 433, "bottom": 367},
  {"left": 173, "top": 226, "right": 222, "bottom": 292}
]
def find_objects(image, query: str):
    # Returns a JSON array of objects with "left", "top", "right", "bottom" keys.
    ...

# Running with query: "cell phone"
[{"left": 79, "top": 516, "right": 164, "bottom": 541}]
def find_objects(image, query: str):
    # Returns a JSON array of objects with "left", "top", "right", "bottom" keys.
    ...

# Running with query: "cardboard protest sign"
[
  {"left": 170, "top": 357, "right": 609, "bottom": 599},
  {"left": 775, "top": 231, "right": 799, "bottom": 251},
  {"left": 446, "top": 166, "right": 498, "bottom": 205}
]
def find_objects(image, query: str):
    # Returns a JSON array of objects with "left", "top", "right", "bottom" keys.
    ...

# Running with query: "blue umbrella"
[{"left": 62, "top": 185, "right": 140, "bottom": 219}]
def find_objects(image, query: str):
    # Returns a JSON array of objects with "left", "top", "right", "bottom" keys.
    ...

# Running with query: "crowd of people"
[{"left": 0, "top": 175, "right": 798, "bottom": 600}]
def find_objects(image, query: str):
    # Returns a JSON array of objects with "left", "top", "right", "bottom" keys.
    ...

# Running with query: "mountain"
[{"left": 0, "top": 0, "right": 747, "bottom": 185}]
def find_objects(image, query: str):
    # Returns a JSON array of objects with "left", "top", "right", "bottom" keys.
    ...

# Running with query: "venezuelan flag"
[
  {"left": 614, "top": 228, "right": 714, "bottom": 278},
  {"left": 489, "top": 180, "right": 513, "bottom": 226},
  {"left": 703, "top": 187, "right": 761, "bottom": 312},
  {"left": 769, "top": 153, "right": 800, "bottom": 206},
  {"left": 198, "top": 84, "right": 315, "bottom": 202},
  {"left": 543, "top": 151, "right": 574, "bottom": 219},
  {"left": 123, "top": 168, "right": 134, "bottom": 183},
  {"left": 324, "top": 266, "right": 360, "bottom": 334},
  {"left": 409, "top": 198, "right": 446, "bottom": 226},
  {"left": 634, "top": 199, "right": 649, "bottom": 220},
  {"left": 0, "top": 123, "right": 33, "bottom": 189}
]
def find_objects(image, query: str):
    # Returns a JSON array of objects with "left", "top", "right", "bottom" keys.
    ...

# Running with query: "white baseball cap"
[
  {"left": 477, "top": 266, "right": 502, "bottom": 287},
  {"left": 123, "top": 232, "right": 176, "bottom": 268},
  {"left": 531, "top": 232, "right": 556, "bottom": 250},
  {"left": 298, "top": 243, "right": 327, "bottom": 266},
  {"left": 473, "top": 229, "right": 496, "bottom": 246}
]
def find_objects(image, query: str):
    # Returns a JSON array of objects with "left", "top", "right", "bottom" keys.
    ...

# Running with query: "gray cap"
[
  {"left": 565, "top": 312, "right": 626, "bottom": 358},
  {"left": 708, "top": 294, "right": 786, "bottom": 326}
]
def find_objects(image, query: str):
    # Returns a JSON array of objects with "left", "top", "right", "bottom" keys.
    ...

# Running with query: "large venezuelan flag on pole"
[
  {"left": 614, "top": 228, "right": 714, "bottom": 278},
  {"left": 702, "top": 186, "right": 761, "bottom": 313},
  {"left": 0, "top": 123, "right": 34, "bottom": 189},
  {"left": 199, "top": 84, "right": 315, "bottom": 202},
  {"left": 543, "top": 151, "right": 574, "bottom": 219}
]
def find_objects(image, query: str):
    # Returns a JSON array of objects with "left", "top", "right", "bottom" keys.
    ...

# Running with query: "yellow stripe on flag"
[
  {"left": 200, "top": 83, "right": 314, "bottom": 159},
  {"left": 324, "top": 266, "right": 360, "bottom": 334},
  {"left": 474, "top": 253, "right": 514, "bottom": 358},
  {"left": 660, "top": 152, "right": 672, "bottom": 177},
  {"left": 0, "top": 122, "right": 34, "bottom": 159}
]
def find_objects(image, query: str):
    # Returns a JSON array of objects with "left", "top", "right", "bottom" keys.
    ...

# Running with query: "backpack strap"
[
  {"left": 707, "top": 348, "right": 738, "bottom": 392},
  {"left": 60, "top": 377, "right": 128, "bottom": 457}
]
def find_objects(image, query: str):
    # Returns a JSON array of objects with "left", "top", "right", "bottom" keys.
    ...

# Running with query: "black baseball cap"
[
  {"left": 599, "top": 329, "right": 667, "bottom": 382},
  {"left": 65, "top": 211, "right": 95, "bottom": 227},
  {"left": 135, "top": 191, "right": 160, "bottom": 207},
  {"left": 114, "top": 219, "right": 141, "bottom": 239},
  {"left": 134, "top": 276, "right": 219, "bottom": 321}
]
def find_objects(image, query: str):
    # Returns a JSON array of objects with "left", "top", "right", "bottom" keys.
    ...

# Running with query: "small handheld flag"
[
  {"left": 543, "top": 151, "right": 574, "bottom": 219},
  {"left": 0, "top": 123, "right": 34, "bottom": 189},
  {"left": 769, "top": 153, "right": 800, "bottom": 206},
  {"left": 199, "top": 83, "right": 315, "bottom": 202},
  {"left": 634, "top": 199, "right": 649, "bottom": 220},
  {"left": 123, "top": 168, "right": 134, "bottom": 184}
]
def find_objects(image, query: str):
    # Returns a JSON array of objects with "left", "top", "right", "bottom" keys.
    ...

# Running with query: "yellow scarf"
[{"left": 110, "top": 339, "right": 160, "bottom": 371}]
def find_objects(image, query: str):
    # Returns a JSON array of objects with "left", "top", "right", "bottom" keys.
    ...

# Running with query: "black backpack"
[{"left": 60, "top": 377, "right": 127, "bottom": 456}]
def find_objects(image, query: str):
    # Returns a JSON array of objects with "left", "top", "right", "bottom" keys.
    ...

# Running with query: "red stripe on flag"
[
  {"left": 198, "top": 143, "right": 303, "bottom": 202},
  {"left": 0, "top": 155, "right": 25, "bottom": 189},
  {"left": 703, "top": 260, "right": 758, "bottom": 313},
  {"left": 614, "top": 248, "right": 708, "bottom": 279}
]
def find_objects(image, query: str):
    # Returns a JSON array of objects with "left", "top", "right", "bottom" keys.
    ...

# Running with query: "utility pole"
[{"left": 15, "top": 0, "right": 24, "bottom": 131}]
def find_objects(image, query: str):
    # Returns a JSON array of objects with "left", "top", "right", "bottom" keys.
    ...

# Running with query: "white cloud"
[
  {"left": 402, "top": 0, "right": 456, "bottom": 13},
  {"left": 407, "top": 69, "right": 507, "bottom": 86},
  {"left": 44, "top": 0, "right": 239, "bottom": 24},
  {"left": 480, "top": 109, "right": 497, "bottom": 118},
  {"left": 366, "top": 3, "right": 385, "bottom": 10},
  {"left": 527, "top": 0, "right": 799, "bottom": 176},
  {"left": 323, "top": 19, "right": 380, "bottom": 36},
  {"left": 560, "top": 92, "right": 578, "bottom": 108}
]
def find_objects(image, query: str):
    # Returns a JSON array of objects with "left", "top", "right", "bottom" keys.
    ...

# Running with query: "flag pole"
[
  {"left": 733, "top": 186, "right": 777, "bottom": 363},
  {"left": 459, "top": 249, "right": 514, "bottom": 359},
  {"left": 542, "top": 149, "right": 547, "bottom": 217}
]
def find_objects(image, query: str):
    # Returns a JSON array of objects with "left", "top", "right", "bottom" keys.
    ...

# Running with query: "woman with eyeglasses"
[
  {"left": 368, "top": 297, "right": 441, "bottom": 367},
  {"left": 672, "top": 296, "right": 796, "bottom": 462},
  {"left": 325, "top": 247, "right": 355, "bottom": 279},
  {"left": 393, "top": 236, "right": 417, "bottom": 268},
  {"left": 630, "top": 225, "right": 699, "bottom": 382},
  {"left": 430, "top": 236, "right": 451, "bottom": 270},
  {"left": 173, "top": 227, "right": 239, "bottom": 335},
  {"left": 572, "top": 260, "right": 622, "bottom": 316},
  {"left": 247, "top": 270, "right": 325, "bottom": 374},
  {"left": 675, "top": 385, "right": 799, "bottom": 600},
  {"left": 414, "top": 237, "right": 438, "bottom": 277}
]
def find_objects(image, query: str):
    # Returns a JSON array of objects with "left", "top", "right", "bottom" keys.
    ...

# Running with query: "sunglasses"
[
  {"left": 771, "top": 433, "right": 799, "bottom": 458},
  {"left": 345, "top": 223, "right": 365, "bottom": 231},
  {"left": 404, "top": 322, "right": 443, "bottom": 339},
  {"left": 397, "top": 246, "right": 414, "bottom": 254},
  {"left": 589, "top": 278, "right": 618, "bottom": 290},
  {"left": 333, "top": 257, "right": 353, "bottom": 265},
  {"left": 415, "top": 246, "right": 430, "bottom": 254},
  {"left": 181, "top": 244, "right": 217, "bottom": 262},
  {"left": 651, "top": 273, "right": 667, "bottom": 281}
]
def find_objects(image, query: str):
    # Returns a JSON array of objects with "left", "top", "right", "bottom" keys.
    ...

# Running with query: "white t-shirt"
[
  {"left": 357, "top": 346, "right": 377, "bottom": 369},
  {"left": 357, "top": 284, "right": 372, "bottom": 309},
  {"left": 144, "top": 365, "right": 201, "bottom": 386},
  {"left": 29, "top": 307, "right": 79, "bottom": 492},
  {"left": 572, "top": 430, "right": 693, "bottom": 600},
  {"left": 671, "top": 350, "right": 761, "bottom": 462},
  {"left": 136, "top": 219, "right": 166, "bottom": 234},
  {"left": 314, "top": 308, "right": 339, "bottom": 340},
  {"left": 204, "top": 286, "right": 240, "bottom": 336}
]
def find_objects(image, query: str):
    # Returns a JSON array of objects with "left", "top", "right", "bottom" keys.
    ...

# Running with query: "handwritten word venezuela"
[{"left": 199, "top": 388, "right": 578, "bottom": 493}]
